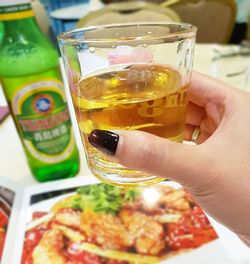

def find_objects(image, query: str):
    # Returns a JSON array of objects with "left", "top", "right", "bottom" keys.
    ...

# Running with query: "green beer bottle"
[{"left": 0, "top": 0, "right": 80, "bottom": 182}]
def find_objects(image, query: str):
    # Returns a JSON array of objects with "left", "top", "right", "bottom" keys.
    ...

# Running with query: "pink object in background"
[
  {"left": 0, "top": 106, "right": 9, "bottom": 123},
  {"left": 108, "top": 45, "right": 153, "bottom": 65}
]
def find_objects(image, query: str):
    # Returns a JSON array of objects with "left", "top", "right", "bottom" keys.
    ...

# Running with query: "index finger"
[{"left": 188, "top": 71, "right": 231, "bottom": 107}]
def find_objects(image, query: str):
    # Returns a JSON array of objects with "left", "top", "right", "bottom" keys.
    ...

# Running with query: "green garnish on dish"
[
  {"left": 52, "top": 183, "right": 140, "bottom": 215},
  {"left": 77, "top": 184, "right": 140, "bottom": 214}
]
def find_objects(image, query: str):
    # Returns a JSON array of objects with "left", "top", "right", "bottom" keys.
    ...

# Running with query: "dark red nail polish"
[{"left": 88, "top": 130, "right": 119, "bottom": 155}]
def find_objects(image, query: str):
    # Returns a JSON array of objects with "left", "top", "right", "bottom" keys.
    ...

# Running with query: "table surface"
[{"left": 0, "top": 44, "right": 250, "bottom": 262}]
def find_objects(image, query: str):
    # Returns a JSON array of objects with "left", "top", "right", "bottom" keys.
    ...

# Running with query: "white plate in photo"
[{"left": 23, "top": 181, "right": 235, "bottom": 264}]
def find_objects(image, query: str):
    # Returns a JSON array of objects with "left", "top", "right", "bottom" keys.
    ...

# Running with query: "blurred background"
[{"left": 33, "top": 0, "right": 250, "bottom": 45}]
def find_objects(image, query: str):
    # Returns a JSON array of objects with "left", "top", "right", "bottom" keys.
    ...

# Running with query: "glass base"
[
  {"left": 88, "top": 152, "right": 164, "bottom": 187},
  {"left": 92, "top": 172, "right": 164, "bottom": 187}
]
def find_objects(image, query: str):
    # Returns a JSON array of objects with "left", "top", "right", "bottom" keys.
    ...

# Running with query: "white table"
[{"left": 0, "top": 44, "right": 249, "bottom": 262}]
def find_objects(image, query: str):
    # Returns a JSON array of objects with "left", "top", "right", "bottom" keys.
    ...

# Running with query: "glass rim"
[{"left": 58, "top": 22, "right": 197, "bottom": 45}]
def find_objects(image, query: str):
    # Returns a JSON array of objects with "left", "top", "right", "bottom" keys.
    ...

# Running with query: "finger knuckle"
[{"left": 135, "top": 136, "right": 158, "bottom": 172}]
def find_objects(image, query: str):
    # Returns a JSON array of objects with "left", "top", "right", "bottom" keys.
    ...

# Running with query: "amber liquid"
[{"left": 72, "top": 64, "right": 187, "bottom": 186}]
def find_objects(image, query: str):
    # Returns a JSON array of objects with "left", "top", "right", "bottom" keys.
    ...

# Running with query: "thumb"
[{"left": 88, "top": 129, "right": 212, "bottom": 188}]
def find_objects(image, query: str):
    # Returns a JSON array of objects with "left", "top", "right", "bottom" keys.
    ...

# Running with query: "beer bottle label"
[
  {"left": 0, "top": 0, "right": 34, "bottom": 21},
  {"left": 12, "top": 79, "right": 75, "bottom": 163}
]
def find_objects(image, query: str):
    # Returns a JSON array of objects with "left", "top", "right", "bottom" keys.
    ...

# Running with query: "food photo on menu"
[
  {"left": 21, "top": 183, "right": 218, "bottom": 264},
  {"left": 0, "top": 176, "right": 239, "bottom": 264},
  {"left": 0, "top": 186, "right": 14, "bottom": 262}
]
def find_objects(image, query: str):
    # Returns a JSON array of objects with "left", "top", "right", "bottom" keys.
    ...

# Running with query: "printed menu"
[{"left": 0, "top": 176, "right": 235, "bottom": 264}]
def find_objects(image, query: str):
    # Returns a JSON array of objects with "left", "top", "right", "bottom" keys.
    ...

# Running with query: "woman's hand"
[{"left": 88, "top": 72, "right": 250, "bottom": 246}]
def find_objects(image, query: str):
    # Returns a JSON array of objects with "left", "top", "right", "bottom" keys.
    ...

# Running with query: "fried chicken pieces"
[
  {"left": 119, "top": 209, "right": 165, "bottom": 255},
  {"left": 80, "top": 210, "right": 133, "bottom": 250},
  {"left": 80, "top": 209, "right": 165, "bottom": 255},
  {"left": 30, "top": 188, "right": 194, "bottom": 263},
  {"left": 33, "top": 229, "right": 66, "bottom": 264}
]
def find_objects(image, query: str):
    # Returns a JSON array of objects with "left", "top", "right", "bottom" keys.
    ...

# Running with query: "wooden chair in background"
[
  {"left": 162, "top": 0, "right": 237, "bottom": 43},
  {"left": 77, "top": 1, "right": 180, "bottom": 27}
]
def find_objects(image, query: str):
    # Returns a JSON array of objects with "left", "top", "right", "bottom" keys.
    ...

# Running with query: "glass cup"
[{"left": 58, "top": 22, "right": 197, "bottom": 186}]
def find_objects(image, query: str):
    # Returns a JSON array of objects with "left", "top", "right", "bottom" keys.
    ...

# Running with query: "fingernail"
[{"left": 88, "top": 129, "right": 119, "bottom": 155}]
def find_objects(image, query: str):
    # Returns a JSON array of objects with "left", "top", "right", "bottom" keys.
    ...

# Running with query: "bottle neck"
[
  {"left": 0, "top": 1, "right": 59, "bottom": 77},
  {"left": 0, "top": 1, "right": 39, "bottom": 37},
  {"left": 3, "top": 16, "right": 39, "bottom": 36},
  {"left": 1, "top": 17, "right": 48, "bottom": 51}
]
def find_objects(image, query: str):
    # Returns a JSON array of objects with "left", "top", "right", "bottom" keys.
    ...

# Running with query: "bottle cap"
[
  {"left": 0, "top": 0, "right": 31, "bottom": 7},
  {"left": 0, "top": 0, "right": 33, "bottom": 20}
]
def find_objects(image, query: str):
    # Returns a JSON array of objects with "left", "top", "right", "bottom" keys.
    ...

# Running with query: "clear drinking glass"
[{"left": 58, "top": 22, "right": 197, "bottom": 186}]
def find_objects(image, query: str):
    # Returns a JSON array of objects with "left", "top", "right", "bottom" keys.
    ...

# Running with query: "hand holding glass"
[{"left": 58, "top": 23, "right": 196, "bottom": 186}]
